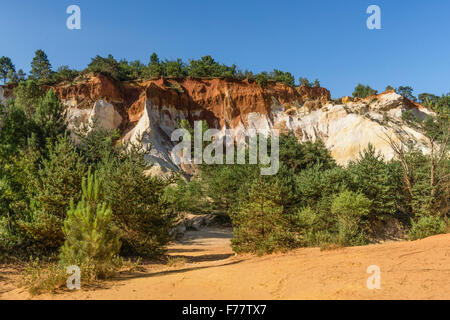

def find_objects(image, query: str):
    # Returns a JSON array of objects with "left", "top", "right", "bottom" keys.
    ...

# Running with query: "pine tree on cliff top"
[{"left": 30, "top": 49, "right": 52, "bottom": 81}]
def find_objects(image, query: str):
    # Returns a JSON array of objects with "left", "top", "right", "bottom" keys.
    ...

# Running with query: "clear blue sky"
[{"left": 1, "top": 0, "right": 449, "bottom": 98}]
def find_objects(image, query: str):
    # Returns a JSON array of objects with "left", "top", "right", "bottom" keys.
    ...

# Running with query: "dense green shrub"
[
  {"left": 290, "top": 206, "right": 322, "bottom": 246},
  {"left": 270, "top": 69, "right": 295, "bottom": 87},
  {"left": 188, "top": 55, "right": 236, "bottom": 79},
  {"left": 255, "top": 72, "right": 268, "bottom": 87},
  {"left": 32, "top": 89, "right": 68, "bottom": 149},
  {"left": 352, "top": 83, "right": 378, "bottom": 98},
  {"left": 74, "top": 122, "right": 120, "bottom": 166},
  {"left": 200, "top": 163, "right": 259, "bottom": 215},
  {"left": 279, "top": 134, "right": 336, "bottom": 174},
  {"left": 86, "top": 55, "right": 121, "bottom": 81},
  {"left": 230, "top": 178, "right": 296, "bottom": 254},
  {"left": 331, "top": 190, "right": 371, "bottom": 246},
  {"left": 408, "top": 216, "right": 446, "bottom": 240},
  {"left": 0, "top": 100, "right": 32, "bottom": 158},
  {"left": 19, "top": 136, "right": 86, "bottom": 251},
  {"left": 165, "top": 177, "right": 212, "bottom": 215},
  {"left": 165, "top": 59, "right": 188, "bottom": 78},
  {"left": 13, "top": 79, "right": 44, "bottom": 117},
  {"left": 50, "top": 66, "right": 79, "bottom": 84},
  {"left": 98, "top": 146, "right": 177, "bottom": 257},
  {"left": 348, "top": 144, "right": 404, "bottom": 222},
  {"left": 118, "top": 59, "right": 146, "bottom": 80}
]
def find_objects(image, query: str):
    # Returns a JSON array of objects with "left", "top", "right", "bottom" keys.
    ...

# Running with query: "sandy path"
[{"left": 1, "top": 229, "right": 450, "bottom": 300}]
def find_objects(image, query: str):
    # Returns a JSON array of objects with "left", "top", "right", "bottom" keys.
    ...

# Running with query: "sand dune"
[{"left": 2, "top": 229, "right": 449, "bottom": 300}]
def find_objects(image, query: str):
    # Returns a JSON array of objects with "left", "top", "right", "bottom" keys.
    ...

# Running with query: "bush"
[
  {"left": 165, "top": 59, "right": 188, "bottom": 78},
  {"left": 187, "top": 55, "right": 236, "bottom": 79},
  {"left": 352, "top": 83, "right": 378, "bottom": 99},
  {"left": 408, "top": 216, "right": 446, "bottom": 240},
  {"left": 279, "top": 134, "right": 336, "bottom": 174},
  {"left": 270, "top": 69, "right": 295, "bottom": 87},
  {"left": 118, "top": 59, "right": 145, "bottom": 80},
  {"left": 86, "top": 55, "right": 121, "bottom": 81},
  {"left": 348, "top": 144, "right": 404, "bottom": 223},
  {"left": 32, "top": 89, "right": 68, "bottom": 151},
  {"left": 299, "top": 77, "right": 312, "bottom": 87},
  {"left": 18, "top": 136, "right": 86, "bottom": 252},
  {"left": 59, "top": 169, "right": 121, "bottom": 280},
  {"left": 75, "top": 122, "right": 120, "bottom": 166},
  {"left": 331, "top": 190, "right": 371, "bottom": 246},
  {"left": 230, "top": 178, "right": 296, "bottom": 254},
  {"left": 290, "top": 206, "right": 318, "bottom": 246},
  {"left": 165, "top": 177, "right": 212, "bottom": 215},
  {"left": 98, "top": 140, "right": 177, "bottom": 257},
  {"left": 50, "top": 66, "right": 79, "bottom": 84},
  {"left": 255, "top": 72, "right": 268, "bottom": 87},
  {"left": 13, "top": 79, "right": 44, "bottom": 117}
]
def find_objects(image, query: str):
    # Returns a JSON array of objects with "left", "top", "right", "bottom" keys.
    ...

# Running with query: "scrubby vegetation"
[{"left": 0, "top": 80, "right": 177, "bottom": 293}]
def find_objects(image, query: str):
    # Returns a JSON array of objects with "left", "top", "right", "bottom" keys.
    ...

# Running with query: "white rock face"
[
  {"left": 89, "top": 100, "right": 122, "bottom": 130},
  {"left": 271, "top": 93, "right": 432, "bottom": 164},
  {"left": 65, "top": 100, "right": 122, "bottom": 142},
  {"left": 124, "top": 99, "right": 181, "bottom": 171}
]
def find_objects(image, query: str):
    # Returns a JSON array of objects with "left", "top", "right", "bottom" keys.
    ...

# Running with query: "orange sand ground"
[{"left": 1, "top": 228, "right": 449, "bottom": 300}]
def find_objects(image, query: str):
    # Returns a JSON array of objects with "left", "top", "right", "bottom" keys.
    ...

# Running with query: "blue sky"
[{"left": 0, "top": 0, "right": 449, "bottom": 98}]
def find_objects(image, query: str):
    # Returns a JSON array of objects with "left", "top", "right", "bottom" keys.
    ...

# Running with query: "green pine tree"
[
  {"left": 33, "top": 89, "right": 67, "bottom": 148},
  {"left": 0, "top": 56, "right": 15, "bottom": 84},
  {"left": 60, "top": 169, "right": 121, "bottom": 280},
  {"left": 19, "top": 136, "right": 86, "bottom": 251},
  {"left": 348, "top": 144, "right": 403, "bottom": 221},
  {"left": 230, "top": 178, "right": 292, "bottom": 254},
  {"left": 30, "top": 49, "right": 52, "bottom": 81}
]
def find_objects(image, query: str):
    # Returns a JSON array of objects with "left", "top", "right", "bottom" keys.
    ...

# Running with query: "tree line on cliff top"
[
  {"left": 0, "top": 50, "right": 313, "bottom": 88},
  {"left": 3, "top": 50, "right": 449, "bottom": 105}
]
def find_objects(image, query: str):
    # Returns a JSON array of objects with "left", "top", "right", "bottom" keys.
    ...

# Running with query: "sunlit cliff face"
[{"left": 1, "top": 75, "right": 433, "bottom": 174}]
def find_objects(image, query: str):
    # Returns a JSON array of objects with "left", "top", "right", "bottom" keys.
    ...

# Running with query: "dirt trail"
[{"left": 1, "top": 229, "right": 450, "bottom": 300}]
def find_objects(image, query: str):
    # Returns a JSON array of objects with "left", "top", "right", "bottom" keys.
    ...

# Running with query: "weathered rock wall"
[{"left": 1, "top": 76, "right": 433, "bottom": 172}]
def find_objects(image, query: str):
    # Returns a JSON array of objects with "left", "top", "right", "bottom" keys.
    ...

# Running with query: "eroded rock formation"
[{"left": 1, "top": 75, "right": 433, "bottom": 172}]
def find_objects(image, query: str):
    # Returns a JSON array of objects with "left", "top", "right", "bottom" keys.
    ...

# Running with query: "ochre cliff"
[
  {"left": 0, "top": 75, "right": 432, "bottom": 173},
  {"left": 51, "top": 75, "right": 330, "bottom": 130}
]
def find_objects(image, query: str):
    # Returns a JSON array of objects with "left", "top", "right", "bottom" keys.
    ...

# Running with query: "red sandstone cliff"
[{"left": 51, "top": 75, "right": 331, "bottom": 131}]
